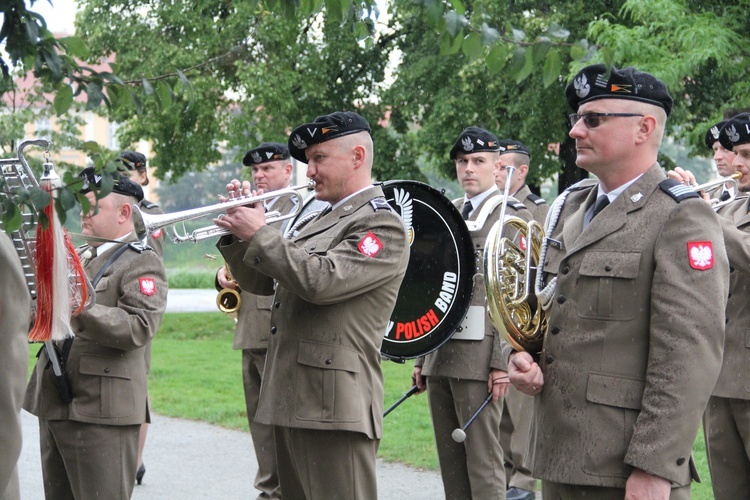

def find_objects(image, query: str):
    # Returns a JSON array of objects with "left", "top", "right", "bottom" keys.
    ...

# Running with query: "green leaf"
[
  {"left": 534, "top": 37, "right": 551, "bottom": 64},
  {"left": 542, "top": 49, "right": 562, "bottom": 88},
  {"left": 548, "top": 23, "right": 570, "bottom": 40},
  {"left": 444, "top": 11, "right": 468, "bottom": 38},
  {"left": 511, "top": 27, "right": 526, "bottom": 43},
  {"left": 480, "top": 23, "right": 499, "bottom": 46},
  {"left": 1, "top": 200, "right": 22, "bottom": 233},
  {"left": 53, "top": 84, "right": 74, "bottom": 116},
  {"left": 98, "top": 71, "right": 125, "bottom": 85},
  {"left": 325, "top": 0, "right": 345, "bottom": 22},
  {"left": 41, "top": 47, "right": 63, "bottom": 81},
  {"left": 601, "top": 46, "right": 615, "bottom": 68},
  {"left": 82, "top": 141, "right": 103, "bottom": 155},
  {"left": 570, "top": 39, "right": 589, "bottom": 62},
  {"left": 354, "top": 21, "right": 369, "bottom": 41},
  {"left": 29, "top": 188, "right": 52, "bottom": 210},
  {"left": 156, "top": 81, "right": 173, "bottom": 108},
  {"left": 108, "top": 62, "right": 119, "bottom": 74},
  {"left": 507, "top": 46, "right": 526, "bottom": 75},
  {"left": 449, "top": 0, "right": 465, "bottom": 16},
  {"left": 486, "top": 43, "right": 508, "bottom": 74},
  {"left": 60, "top": 36, "right": 90, "bottom": 59},
  {"left": 58, "top": 185, "right": 77, "bottom": 212},
  {"left": 439, "top": 31, "right": 463, "bottom": 56},
  {"left": 54, "top": 197, "right": 68, "bottom": 226},
  {"left": 462, "top": 32, "right": 483, "bottom": 61},
  {"left": 514, "top": 47, "right": 534, "bottom": 83},
  {"left": 425, "top": 0, "right": 444, "bottom": 27},
  {"left": 142, "top": 79, "right": 154, "bottom": 96},
  {"left": 85, "top": 82, "right": 104, "bottom": 110}
]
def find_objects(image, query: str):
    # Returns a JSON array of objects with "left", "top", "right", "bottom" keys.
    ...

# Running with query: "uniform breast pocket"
[
  {"left": 294, "top": 340, "right": 362, "bottom": 423},
  {"left": 76, "top": 354, "right": 134, "bottom": 418},
  {"left": 94, "top": 276, "right": 109, "bottom": 293},
  {"left": 577, "top": 251, "right": 640, "bottom": 321},
  {"left": 256, "top": 294, "right": 274, "bottom": 311}
]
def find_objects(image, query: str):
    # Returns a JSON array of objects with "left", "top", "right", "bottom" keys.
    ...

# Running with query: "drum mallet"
[
  {"left": 451, "top": 392, "right": 494, "bottom": 443},
  {"left": 384, "top": 385, "right": 420, "bottom": 418}
]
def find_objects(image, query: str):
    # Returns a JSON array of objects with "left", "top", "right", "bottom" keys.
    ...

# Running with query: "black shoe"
[
  {"left": 506, "top": 486, "right": 535, "bottom": 500},
  {"left": 136, "top": 464, "right": 146, "bottom": 485}
]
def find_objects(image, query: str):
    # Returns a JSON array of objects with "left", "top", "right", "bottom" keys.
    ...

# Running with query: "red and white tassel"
[{"left": 28, "top": 170, "right": 89, "bottom": 342}]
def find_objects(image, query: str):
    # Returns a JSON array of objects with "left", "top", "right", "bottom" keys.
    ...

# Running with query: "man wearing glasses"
[{"left": 505, "top": 64, "right": 729, "bottom": 499}]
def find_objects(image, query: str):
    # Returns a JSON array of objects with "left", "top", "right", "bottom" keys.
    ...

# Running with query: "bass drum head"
[{"left": 381, "top": 180, "right": 475, "bottom": 361}]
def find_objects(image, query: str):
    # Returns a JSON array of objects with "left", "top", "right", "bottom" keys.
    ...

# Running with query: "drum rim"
[{"left": 380, "top": 180, "right": 475, "bottom": 361}]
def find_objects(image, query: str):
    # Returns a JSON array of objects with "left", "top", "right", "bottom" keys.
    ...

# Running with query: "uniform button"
[
  {"left": 325, "top": 358, "right": 333, "bottom": 365},
  {"left": 255, "top": 256, "right": 261, "bottom": 264},
  {"left": 77, "top": 326, "right": 83, "bottom": 332},
  {"left": 104, "top": 367, "right": 110, "bottom": 373},
  {"left": 604, "top": 265, "right": 612, "bottom": 272},
  {"left": 274, "top": 301, "right": 280, "bottom": 309},
  {"left": 561, "top": 266, "right": 570, "bottom": 275},
  {"left": 728, "top": 292, "right": 732, "bottom": 299},
  {"left": 725, "top": 316, "right": 729, "bottom": 324},
  {"left": 270, "top": 326, "right": 277, "bottom": 334},
  {"left": 557, "top": 295, "right": 566, "bottom": 304},
  {"left": 551, "top": 326, "right": 560, "bottom": 335},
  {"left": 545, "top": 259, "right": 550, "bottom": 266},
  {"left": 545, "top": 354, "right": 555, "bottom": 364},
  {"left": 676, "top": 457, "right": 685, "bottom": 466},
  {"left": 730, "top": 266, "right": 734, "bottom": 273}
]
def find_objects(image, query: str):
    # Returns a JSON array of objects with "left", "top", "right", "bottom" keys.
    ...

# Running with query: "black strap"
[{"left": 91, "top": 243, "right": 131, "bottom": 287}]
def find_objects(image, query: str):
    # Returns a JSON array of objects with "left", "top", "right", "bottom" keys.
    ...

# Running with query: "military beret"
[
  {"left": 719, "top": 113, "right": 750, "bottom": 151},
  {"left": 705, "top": 121, "right": 728, "bottom": 149},
  {"left": 242, "top": 142, "right": 289, "bottom": 167},
  {"left": 565, "top": 64, "right": 673, "bottom": 116},
  {"left": 115, "top": 151, "right": 148, "bottom": 171},
  {"left": 288, "top": 111, "right": 371, "bottom": 163},
  {"left": 497, "top": 139, "right": 530, "bottom": 158},
  {"left": 79, "top": 167, "right": 144, "bottom": 202},
  {"left": 449, "top": 126, "right": 500, "bottom": 160}
]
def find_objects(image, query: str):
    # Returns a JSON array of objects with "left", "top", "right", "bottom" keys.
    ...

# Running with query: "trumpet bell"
[
  {"left": 216, "top": 288, "right": 241, "bottom": 321},
  {"left": 484, "top": 215, "right": 547, "bottom": 354}
]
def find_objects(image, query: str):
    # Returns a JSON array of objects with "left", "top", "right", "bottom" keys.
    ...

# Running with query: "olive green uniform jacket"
[
  {"left": 219, "top": 185, "right": 409, "bottom": 439},
  {"left": 0, "top": 233, "right": 31, "bottom": 500},
  {"left": 509, "top": 164, "right": 729, "bottom": 488}
]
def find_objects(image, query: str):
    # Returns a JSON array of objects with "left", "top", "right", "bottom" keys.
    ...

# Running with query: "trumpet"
[
  {"left": 132, "top": 181, "right": 314, "bottom": 243},
  {"left": 217, "top": 263, "right": 241, "bottom": 321},
  {"left": 690, "top": 171, "right": 743, "bottom": 209}
]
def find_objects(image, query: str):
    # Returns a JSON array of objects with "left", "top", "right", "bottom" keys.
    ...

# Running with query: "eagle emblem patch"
[
  {"left": 139, "top": 277, "right": 157, "bottom": 296},
  {"left": 358, "top": 232, "right": 383, "bottom": 258},
  {"left": 687, "top": 241, "right": 714, "bottom": 270}
]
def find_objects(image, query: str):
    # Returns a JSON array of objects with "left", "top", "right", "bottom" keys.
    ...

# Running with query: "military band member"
[
  {"left": 24, "top": 169, "right": 168, "bottom": 500},
  {"left": 704, "top": 120, "right": 738, "bottom": 201},
  {"left": 215, "top": 111, "right": 409, "bottom": 499},
  {"left": 116, "top": 150, "right": 164, "bottom": 484},
  {"left": 0, "top": 232, "right": 31, "bottom": 500},
  {"left": 670, "top": 113, "right": 750, "bottom": 500},
  {"left": 506, "top": 64, "right": 729, "bottom": 499},
  {"left": 412, "top": 126, "right": 532, "bottom": 499},
  {"left": 215, "top": 141, "right": 296, "bottom": 499},
  {"left": 495, "top": 139, "right": 550, "bottom": 222}
]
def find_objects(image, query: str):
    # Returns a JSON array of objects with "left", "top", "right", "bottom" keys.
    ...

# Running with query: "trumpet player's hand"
[
  {"left": 667, "top": 167, "right": 710, "bottom": 203},
  {"left": 508, "top": 351, "right": 544, "bottom": 396},
  {"left": 217, "top": 266, "right": 237, "bottom": 290},
  {"left": 411, "top": 367, "right": 426, "bottom": 394},
  {"left": 488, "top": 369, "right": 509, "bottom": 402},
  {"left": 214, "top": 180, "right": 267, "bottom": 241}
]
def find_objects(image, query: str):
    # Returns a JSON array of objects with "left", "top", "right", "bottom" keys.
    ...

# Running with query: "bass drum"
[{"left": 381, "top": 180, "right": 475, "bottom": 361}]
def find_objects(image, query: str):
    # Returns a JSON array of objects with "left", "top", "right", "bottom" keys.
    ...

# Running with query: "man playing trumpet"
[{"left": 215, "top": 111, "right": 409, "bottom": 498}]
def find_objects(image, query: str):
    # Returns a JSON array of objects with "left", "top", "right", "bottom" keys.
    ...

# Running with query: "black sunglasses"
[{"left": 569, "top": 112, "right": 645, "bottom": 129}]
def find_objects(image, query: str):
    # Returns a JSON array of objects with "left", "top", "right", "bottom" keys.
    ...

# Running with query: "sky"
[{"left": 33, "top": 0, "right": 77, "bottom": 34}]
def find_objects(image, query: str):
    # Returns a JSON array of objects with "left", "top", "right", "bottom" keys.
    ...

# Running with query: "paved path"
[{"left": 18, "top": 289, "right": 445, "bottom": 499}]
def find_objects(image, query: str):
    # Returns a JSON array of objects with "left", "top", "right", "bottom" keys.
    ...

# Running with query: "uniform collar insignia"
[{"left": 630, "top": 193, "right": 643, "bottom": 203}]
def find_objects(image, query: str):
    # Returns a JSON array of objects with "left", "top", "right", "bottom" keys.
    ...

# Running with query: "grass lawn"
[{"left": 28, "top": 311, "right": 714, "bottom": 497}]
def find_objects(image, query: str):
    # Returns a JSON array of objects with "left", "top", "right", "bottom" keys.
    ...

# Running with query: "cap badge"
[
  {"left": 594, "top": 73, "right": 608, "bottom": 88},
  {"left": 711, "top": 126, "right": 720, "bottom": 139},
  {"left": 461, "top": 136, "right": 474, "bottom": 151},
  {"left": 322, "top": 127, "right": 336, "bottom": 135},
  {"left": 306, "top": 127, "right": 318, "bottom": 136},
  {"left": 344, "top": 204, "right": 353, "bottom": 211},
  {"left": 726, "top": 125, "right": 740, "bottom": 143},
  {"left": 252, "top": 151, "right": 262, "bottom": 164},
  {"left": 611, "top": 84, "right": 632, "bottom": 94},
  {"left": 476, "top": 139, "right": 485, "bottom": 146},
  {"left": 291, "top": 134, "right": 307, "bottom": 150},
  {"left": 630, "top": 193, "right": 643, "bottom": 203},
  {"left": 265, "top": 151, "right": 274, "bottom": 159},
  {"left": 574, "top": 73, "right": 591, "bottom": 98}
]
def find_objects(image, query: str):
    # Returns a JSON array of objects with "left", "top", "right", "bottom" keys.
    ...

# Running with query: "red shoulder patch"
[
  {"left": 687, "top": 241, "right": 714, "bottom": 270},
  {"left": 358, "top": 232, "right": 383, "bottom": 258},
  {"left": 139, "top": 277, "right": 157, "bottom": 296}
]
